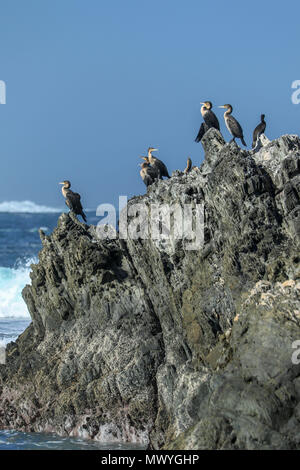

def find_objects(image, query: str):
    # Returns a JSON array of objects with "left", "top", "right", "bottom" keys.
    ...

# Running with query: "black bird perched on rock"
[
  {"left": 219, "top": 104, "right": 247, "bottom": 147},
  {"left": 141, "top": 147, "right": 170, "bottom": 179},
  {"left": 59, "top": 180, "right": 87, "bottom": 222},
  {"left": 139, "top": 162, "right": 159, "bottom": 187},
  {"left": 252, "top": 114, "right": 266, "bottom": 148},
  {"left": 195, "top": 101, "right": 220, "bottom": 142}
]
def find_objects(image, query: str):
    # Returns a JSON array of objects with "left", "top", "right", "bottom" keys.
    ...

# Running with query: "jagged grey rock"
[
  {"left": 0, "top": 347, "right": 5, "bottom": 365},
  {"left": 0, "top": 128, "right": 300, "bottom": 449}
]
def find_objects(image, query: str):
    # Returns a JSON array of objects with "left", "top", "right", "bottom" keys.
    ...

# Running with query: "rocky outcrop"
[{"left": 0, "top": 130, "right": 300, "bottom": 449}]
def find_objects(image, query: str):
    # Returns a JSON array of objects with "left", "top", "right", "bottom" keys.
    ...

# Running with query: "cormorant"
[
  {"left": 195, "top": 101, "right": 220, "bottom": 142},
  {"left": 139, "top": 162, "right": 159, "bottom": 187},
  {"left": 59, "top": 180, "right": 87, "bottom": 222},
  {"left": 252, "top": 114, "right": 266, "bottom": 148},
  {"left": 141, "top": 147, "right": 170, "bottom": 179},
  {"left": 219, "top": 104, "right": 247, "bottom": 147},
  {"left": 184, "top": 157, "right": 192, "bottom": 174}
]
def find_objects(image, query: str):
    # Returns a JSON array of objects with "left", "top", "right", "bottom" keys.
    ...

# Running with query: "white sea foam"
[
  {"left": 28, "top": 226, "right": 50, "bottom": 233},
  {"left": 0, "top": 200, "right": 63, "bottom": 213},
  {"left": 0, "top": 259, "right": 35, "bottom": 318}
]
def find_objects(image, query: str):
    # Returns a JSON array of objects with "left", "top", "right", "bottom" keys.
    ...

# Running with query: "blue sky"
[{"left": 0, "top": 0, "right": 299, "bottom": 209}]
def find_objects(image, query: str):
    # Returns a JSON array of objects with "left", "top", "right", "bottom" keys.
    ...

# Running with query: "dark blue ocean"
[{"left": 0, "top": 202, "right": 139, "bottom": 450}]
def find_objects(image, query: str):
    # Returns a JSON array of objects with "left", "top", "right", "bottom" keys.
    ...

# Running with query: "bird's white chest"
[
  {"left": 225, "top": 117, "right": 232, "bottom": 134},
  {"left": 62, "top": 187, "right": 68, "bottom": 198}
]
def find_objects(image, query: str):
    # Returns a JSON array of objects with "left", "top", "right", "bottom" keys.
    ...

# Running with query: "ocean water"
[
  {"left": 0, "top": 430, "right": 144, "bottom": 450},
  {"left": 0, "top": 202, "right": 133, "bottom": 450},
  {"left": 0, "top": 209, "right": 62, "bottom": 345}
]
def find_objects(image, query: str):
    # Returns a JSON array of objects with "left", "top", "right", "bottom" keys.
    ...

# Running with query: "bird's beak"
[
  {"left": 152, "top": 148, "right": 158, "bottom": 152},
  {"left": 59, "top": 182, "right": 64, "bottom": 185},
  {"left": 200, "top": 102, "right": 205, "bottom": 105},
  {"left": 218, "top": 106, "right": 226, "bottom": 108}
]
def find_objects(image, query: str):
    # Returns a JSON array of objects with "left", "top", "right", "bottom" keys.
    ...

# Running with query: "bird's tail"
[
  {"left": 195, "top": 123, "right": 205, "bottom": 142},
  {"left": 241, "top": 137, "right": 247, "bottom": 147},
  {"left": 81, "top": 211, "right": 87, "bottom": 223}
]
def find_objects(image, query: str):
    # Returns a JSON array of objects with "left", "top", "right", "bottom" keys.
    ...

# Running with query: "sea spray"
[
  {"left": 0, "top": 259, "right": 34, "bottom": 345},
  {"left": 0, "top": 200, "right": 63, "bottom": 213},
  {"left": 0, "top": 259, "right": 35, "bottom": 318}
]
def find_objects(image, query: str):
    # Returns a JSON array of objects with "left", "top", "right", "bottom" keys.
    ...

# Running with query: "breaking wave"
[
  {"left": 0, "top": 259, "right": 35, "bottom": 319},
  {"left": 0, "top": 200, "right": 63, "bottom": 213}
]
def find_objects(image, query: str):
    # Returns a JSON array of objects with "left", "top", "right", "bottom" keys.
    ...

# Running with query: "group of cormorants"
[
  {"left": 195, "top": 101, "right": 266, "bottom": 148},
  {"left": 138, "top": 102, "right": 266, "bottom": 189},
  {"left": 60, "top": 101, "right": 267, "bottom": 222},
  {"left": 139, "top": 147, "right": 171, "bottom": 187}
]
